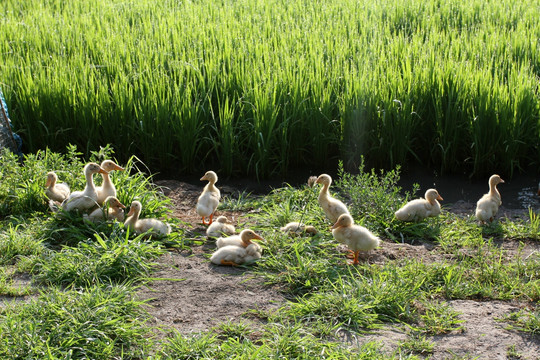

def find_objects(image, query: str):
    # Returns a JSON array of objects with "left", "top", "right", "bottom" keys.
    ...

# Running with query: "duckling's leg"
[
  {"left": 201, "top": 217, "right": 207, "bottom": 225},
  {"left": 345, "top": 250, "right": 355, "bottom": 259},
  {"left": 208, "top": 213, "right": 214, "bottom": 225},
  {"left": 220, "top": 259, "right": 239, "bottom": 266},
  {"left": 350, "top": 251, "right": 360, "bottom": 265}
]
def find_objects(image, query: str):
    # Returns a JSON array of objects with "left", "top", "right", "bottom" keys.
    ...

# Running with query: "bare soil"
[{"left": 140, "top": 180, "right": 540, "bottom": 359}]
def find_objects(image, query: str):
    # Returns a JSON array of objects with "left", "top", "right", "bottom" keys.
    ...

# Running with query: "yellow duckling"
[
  {"left": 196, "top": 170, "right": 221, "bottom": 225},
  {"left": 45, "top": 171, "right": 70, "bottom": 203},
  {"left": 83, "top": 196, "right": 126, "bottom": 223},
  {"left": 280, "top": 222, "right": 318, "bottom": 236},
  {"left": 475, "top": 174, "right": 505, "bottom": 223},
  {"left": 394, "top": 189, "right": 443, "bottom": 222},
  {"left": 315, "top": 174, "right": 350, "bottom": 223},
  {"left": 210, "top": 243, "right": 262, "bottom": 266},
  {"left": 216, "top": 229, "right": 264, "bottom": 254},
  {"left": 96, "top": 160, "right": 125, "bottom": 206},
  {"left": 206, "top": 215, "right": 236, "bottom": 238},
  {"left": 331, "top": 214, "right": 380, "bottom": 265},
  {"left": 62, "top": 163, "right": 107, "bottom": 213},
  {"left": 124, "top": 200, "right": 171, "bottom": 236}
]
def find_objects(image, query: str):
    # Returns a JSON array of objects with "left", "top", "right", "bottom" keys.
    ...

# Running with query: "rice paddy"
[{"left": 1, "top": 0, "right": 539, "bottom": 178}]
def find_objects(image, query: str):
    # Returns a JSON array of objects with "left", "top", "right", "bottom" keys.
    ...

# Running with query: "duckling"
[
  {"left": 331, "top": 214, "right": 380, "bottom": 265},
  {"left": 96, "top": 160, "right": 124, "bottom": 205},
  {"left": 45, "top": 171, "right": 70, "bottom": 203},
  {"left": 62, "top": 163, "right": 107, "bottom": 213},
  {"left": 196, "top": 170, "right": 221, "bottom": 225},
  {"left": 206, "top": 215, "right": 236, "bottom": 238},
  {"left": 315, "top": 174, "right": 350, "bottom": 223},
  {"left": 210, "top": 243, "right": 262, "bottom": 266},
  {"left": 394, "top": 189, "right": 443, "bottom": 222},
  {"left": 475, "top": 174, "right": 505, "bottom": 223},
  {"left": 280, "top": 222, "right": 318, "bottom": 236},
  {"left": 83, "top": 196, "right": 126, "bottom": 223},
  {"left": 124, "top": 200, "right": 171, "bottom": 236},
  {"left": 216, "top": 229, "right": 264, "bottom": 254}
]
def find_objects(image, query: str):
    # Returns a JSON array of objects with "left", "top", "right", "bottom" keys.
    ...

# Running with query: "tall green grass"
[{"left": 1, "top": 0, "right": 539, "bottom": 177}]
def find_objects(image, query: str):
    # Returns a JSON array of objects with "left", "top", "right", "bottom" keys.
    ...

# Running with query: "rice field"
[{"left": 1, "top": 0, "right": 539, "bottom": 178}]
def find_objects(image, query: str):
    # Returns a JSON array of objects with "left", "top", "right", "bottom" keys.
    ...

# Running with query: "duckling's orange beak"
[
  {"left": 330, "top": 220, "right": 340, "bottom": 230},
  {"left": 127, "top": 207, "right": 136, "bottom": 216},
  {"left": 45, "top": 177, "right": 52, "bottom": 187},
  {"left": 500, "top": 179, "right": 505, "bottom": 183},
  {"left": 252, "top": 233, "right": 264, "bottom": 242},
  {"left": 113, "top": 164, "right": 125, "bottom": 171},
  {"left": 200, "top": 175, "right": 208, "bottom": 181},
  {"left": 98, "top": 168, "right": 109, "bottom": 175},
  {"left": 437, "top": 194, "right": 443, "bottom": 201},
  {"left": 118, "top": 202, "right": 126, "bottom": 209}
]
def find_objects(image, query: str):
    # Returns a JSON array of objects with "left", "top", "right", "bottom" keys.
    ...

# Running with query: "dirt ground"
[{"left": 138, "top": 179, "right": 540, "bottom": 359}]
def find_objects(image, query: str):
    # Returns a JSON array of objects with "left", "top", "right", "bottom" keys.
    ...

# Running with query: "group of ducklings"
[
  {"left": 45, "top": 164, "right": 507, "bottom": 267},
  {"left": 45, "top": 160, "right": 171, "bottom": 237}
]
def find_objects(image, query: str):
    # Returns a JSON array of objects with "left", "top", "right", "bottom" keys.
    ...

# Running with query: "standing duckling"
[
  {"left": 315, "top": 174, "right": 350, "bottom": 223},
  {"left": 331, "top": 214, "right": 380, "bottom": 265},
  {"left": 196, "top": 170, "right": 221, "bottom": 225},
  {"left": 475, "top": 174, "right": 504, "bottom": 223},
  {"left": 395, "top": 189, "right": 443, "bottom": 222},
  {"left": 124, "top": 200, "right": 171, "bottom": 237},
  {"left": 96, "top": 160, "right": 124, "bottom": 206},
  {"left": 62, "top": 163, "right": 107, "bottom": 213},
  {"left": 210, "top": 243, "right": 262, "bottom": 266},
  {"left": 206, "top": 215, "right": 236, "bottom": 238},
  {"left": 83, "top": 196, "right": 126, "bottom": 223},
  {"left": 45, "top": 171, "right": 70, "bottom": 203}
]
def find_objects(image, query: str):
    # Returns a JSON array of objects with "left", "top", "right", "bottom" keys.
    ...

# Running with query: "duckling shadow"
[{"left": 480, "top": 221, "right": 504, "bottom": 237}]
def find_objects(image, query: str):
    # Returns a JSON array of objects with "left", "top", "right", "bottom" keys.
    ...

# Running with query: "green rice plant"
[
  {"left": 0, "top": 266, "right": 32, "bottom": 297},
  {"left": 0, "top": 285, "right": 153, "bottom": 359},
  {"left": 0, "top": 222, "right": 44, "bottom": 266},
  {"left": 31, "top": 226, "right": 163, "bottom": 288},
  {"left": 2, "top": 0, "right": 539, "bottom": 177}
]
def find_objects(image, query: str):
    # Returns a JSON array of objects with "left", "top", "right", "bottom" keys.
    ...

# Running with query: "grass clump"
[
  {"left": 31, "top": 228, "right": 163, "bottom": 288},
  {"left": 0, "top": 285, "right": 153, "bottom": 359}
]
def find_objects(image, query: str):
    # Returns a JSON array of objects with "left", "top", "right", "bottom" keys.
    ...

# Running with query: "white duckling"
[
  {"left": 45, "top": 171, "right": 70, "bottom": 203},
  {"left": 280, "top": 222, "right": 318, "bottom": 236},
  {"left": 210, "top": 243, "right": 262, "bottom": 266},
  {"left": 331, "top": 214, "right": 380, "bottom": 265},
  {"left": 124, "top": 200, "right": 171, "bottom": 236},
  {"left": 206, "top": 215, "right": 236, "bottom": 238},
  {"left": 96, "top": 160, "right": 124, "bottom": 205},
  {"left": 394, "top": 189, "right": 443, "bottom": 222},
  {"left": 216, "top": 229, "right": 264, "bottom": 254},
  {"left": 196, "top": 170, "right": 221, "bottom": 225},
  {"left": 62, "top": 163, "right": 107, "bottom": 213},
  {"left": 83, "top": 196, "right": 126, "bottom": 223},
  {"left": 475, "top": 174, "right": 505, "bottom": 223},
  {"left": 315, "top": 174, "right": 350, "bottom": 223}
]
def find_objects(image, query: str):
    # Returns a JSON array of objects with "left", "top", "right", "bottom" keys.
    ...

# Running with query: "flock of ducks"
[{"left": 45, "top": 163, "right": 507, "bottom": 267}]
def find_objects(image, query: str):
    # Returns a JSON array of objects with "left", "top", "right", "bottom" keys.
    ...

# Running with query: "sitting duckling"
[
  {"left": 394, "top": 189, "right": 443, "bottom": 222},
  {"left": 124, "top": 200, "right": 171, "bottom": 237},
  {"left": 331, "top": 214, "right": 380, "bottom": 265},
  {"left": 196, "top": 170, "right": 221, "bottom": 225},
  {"left": 475, "top": 174, "right": 505, "bottom": 223},
  {"left": 210, "top": 243, "right": 262, "bottom": 266},
  {"left": 315, "top": 174, "right": 350, "bottom": 223},
  {"left": 206, "top": 216, "right": 236, "bottom": 238},
  {"left": 96, "top": 160, "right": 125, "bottom": 206},
  {"left": 83, "top": 196, "right": 126, "bottom": 223},
  {"left": 45, "top": 171, "right": 70, "bottom": 203},
  {"left": 216, "top": 229, "right": 264, "bottom": 254},
  {"left": 280, "top": 222, "right": 318, "bottom": 236}
]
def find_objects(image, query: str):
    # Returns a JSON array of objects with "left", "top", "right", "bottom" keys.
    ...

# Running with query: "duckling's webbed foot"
[{"left": 220, "top": 260, "right": 239, "bottom": 266}]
